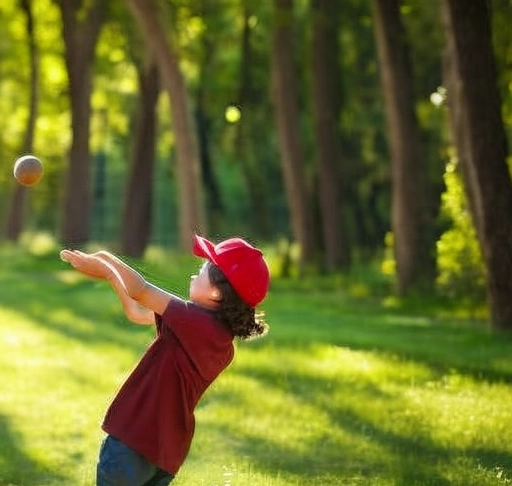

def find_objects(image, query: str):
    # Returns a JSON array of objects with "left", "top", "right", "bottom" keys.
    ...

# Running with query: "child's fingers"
[
  {"left": 60, "top": 249, "right": 73, "bottom": 262},
  {"left": 60, "top": 249, "right": 89, "bottom": 262},
  {"left": 60, "top": 251, "right": 87, "bottom": 272},
  {"left": 60, "top": 250, "right": 109, "bottom": 280}
]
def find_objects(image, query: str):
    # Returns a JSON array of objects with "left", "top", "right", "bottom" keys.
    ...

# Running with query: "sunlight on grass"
[
  {"left": 403, "top": 374, "right": 512, "bottom": 448},
  {"left": 0, "top": 276, "right": 149, "bottom": 485},
  {"left": 191, "top": 339, "right": 512, "bottom": 485},
  {"left": 20, "top": 231, "right": 58, "bottom": 256},
  {"left": 1, "top": 247, "right": 512, "bottom": 485},
  {"left": 55, "top": 269, "right": 88, "bottom": 285},
  {"left": 173, "top": 461, "right": 304, "bottom": 486}
]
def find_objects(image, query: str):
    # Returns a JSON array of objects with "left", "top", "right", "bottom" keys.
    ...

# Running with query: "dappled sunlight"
[
  {"left": 380, "top": 313, "right": 434, "bottom": 327},
  {"left": 46, "top": 306, "right": 96, "bottom": 333},
  {"left": 0, "top": 308, "right": 46, "bottom": 349},
  {"left": 234, "top": 342, "right": 434, "bottom": 391},
  {"left": 197, "top": 367, "right": 396, "bottom": 480},
  {"left": 55, "top": 269, "right": 88, "bottom": 285},
  {"left": 199, "top": 372, "right": 333, "bottom": 455},
  {"left": 402, "top": 375, "right": 512, "bottom": 449},
  {"left": 0, "top": 413, "right": 67, "bottom": 485},
  {"left": 173, "top": 459, "right": 304, "bottom": 486},
  {"left": 196, "top": 344, "right": 434, "bottom": 477},
  {"left": 2, "top": 248, "right": 512, "bottom": 485},
  {"left": 0, "top": 301, "right": 131, "bottom": 485},
  {"left": 197, "top": 339, "right": 512, "bottom": 484},
  {"left": 307, "top": 344, "right": 434, "bottom": 385},
  {"left": 19, "top": 231, "right": 58, "bottom": 256}
]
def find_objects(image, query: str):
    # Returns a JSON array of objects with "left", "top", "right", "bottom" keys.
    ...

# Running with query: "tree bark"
[
  {"left": 442, "top": 0, "right": 512, "bottom": 330},
  {"left": 233, "top": 6, "right": 272, "bottom": 239},
  {"left": 271, "top": 0, "right": 316, "bottom": 270},
  {"left": 442, "top": 15, "right": 481, "bottom": 242},
  {"left": 56, "top": 0, "right": 104, "bottom": 246},
  {"left": 310, "top": 0, "right": 348, "bottom": 271},
  {"left": 127, "top": 0, "right": 205, "bottom": 250},
  {"left": 193, "top": 8, "right": 224, "bottom": 233},
  {"left": 120, "top": 62, "right": 160, "bottom": 258},
  {"left": 195, "top": 106, "right": 223, "bottom": 231},
  {"left": 372, "top": 0, "right": 431, "bottom": 294}
]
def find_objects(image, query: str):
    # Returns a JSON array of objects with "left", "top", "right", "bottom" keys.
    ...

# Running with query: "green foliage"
[
  {"left": 1, "top": 244, "right": 512, "bottom": 485},
  {"left": 0, "top": 0, "right": 509, "bottom": 311},
  {"left": 0, "top": 0, "right": 68, "bottom": 230},
  {"left": 436, "top": 159, "right": 487, "bottom": 309},
  {"left": 380, "top": 231, "right": 396, "bottom": 280}
]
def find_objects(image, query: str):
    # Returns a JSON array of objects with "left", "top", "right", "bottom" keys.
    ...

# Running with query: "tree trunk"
[
  {"left": 442, "top": 0, "right": 512, "bottom": 330},
  {"left": 372, "top": 0, "right": 431, "bottom": 294},
  {"left": 127, "top": 0, "right": 205, "bottom": 250},
  {"left": 56, "top": 0, "right": 104, "bottom": 246},
  {"left": 442, "top": 15, "right": 481, "bottom": 242},
  {"left": 194, "top": 11, "right": 224, "bottom": 233},
  {"left": 310, "top": 0, "right": 348, "bottom": 271},
  {"left": 195, "top": 106, "right": 224, "bottom": 231},
  {"left": 234, "top": 6, "right": 272, "bottom": 239},
  {"left": 271, "top": 0, "right": 316, "bottom": 270},
  {"left": 120, "top": 62, "right": 160, "bottom": 258},
  {"left": 5, "top": 0, "right": 38, "bottom": 241}
]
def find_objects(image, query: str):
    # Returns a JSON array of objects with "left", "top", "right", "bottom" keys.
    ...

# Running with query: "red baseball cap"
[{"left": 193, "top": 234, "right": 270, "bottom": 307}]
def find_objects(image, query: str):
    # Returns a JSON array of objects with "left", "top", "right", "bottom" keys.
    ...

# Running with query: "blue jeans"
[{"left": 96, "top": 435, "right": 174, "bottom": 486}]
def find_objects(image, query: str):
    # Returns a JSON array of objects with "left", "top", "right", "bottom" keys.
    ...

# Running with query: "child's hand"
[{"left": 60, "top": 250, "right": 110, "bottom": 279}]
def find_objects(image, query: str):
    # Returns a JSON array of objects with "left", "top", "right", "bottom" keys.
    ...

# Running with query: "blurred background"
[{"left": 0, "top": 0, "right": 511, "bottom": 327}]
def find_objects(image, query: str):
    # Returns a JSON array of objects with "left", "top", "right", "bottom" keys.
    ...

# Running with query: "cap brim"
[{"left": 193, "top": 234, "right": 218, "bottom": 264}]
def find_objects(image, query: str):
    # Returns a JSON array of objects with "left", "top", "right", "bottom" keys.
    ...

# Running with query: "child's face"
[{"left": 189, "top": 262, "right": 220, "bottom": 309}]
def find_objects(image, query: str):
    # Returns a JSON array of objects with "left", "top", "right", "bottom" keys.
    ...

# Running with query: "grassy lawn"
[{"left": 0, "top": 241, "right": 512, "bottom": 485}]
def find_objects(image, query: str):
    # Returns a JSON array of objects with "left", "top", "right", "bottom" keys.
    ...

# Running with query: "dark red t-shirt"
[{"left": 102, "top": 297, "right": 234, "bottom": 474}]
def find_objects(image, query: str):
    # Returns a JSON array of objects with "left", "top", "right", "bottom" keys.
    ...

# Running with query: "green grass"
[{"left": 0, "top": 242, "right": 512, "bottom": 485}]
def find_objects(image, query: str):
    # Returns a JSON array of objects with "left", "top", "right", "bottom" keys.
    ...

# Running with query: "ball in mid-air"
[{"left": 13, "top": 155, "right": 43, "bottom": 186}]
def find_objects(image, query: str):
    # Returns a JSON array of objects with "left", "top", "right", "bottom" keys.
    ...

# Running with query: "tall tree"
[
  {"left": 120, "top": 60, "right": 160, "bottom": 257},
  {"left": 372, "top": 0, "right": 432, "bottom": 294},
  {"left": 442, "top": 0, "right": 512, "bottom": 330},
  {"left": 54, "top": 0, "right": 105, "bottom": 246},
  {"left": 271, "top": 0, "right": 316, "bottom": 270},
  {"left": 111, "top": 2, "right": 160, "bottom": 258},
  {"left": 4, "top": 0, "right": 38, "bottom": 241},
  {"left": 126, "top": 0, "right": 205, "bottom": 250},
  {"left": 233, "top": 4, "right": 272, "bottom": 238},
  {"left": 193, "top": 1, "right": 224, "bottom": 234},
  {"left": 310, "top": 0, "right": 347, "bottom": 271}
]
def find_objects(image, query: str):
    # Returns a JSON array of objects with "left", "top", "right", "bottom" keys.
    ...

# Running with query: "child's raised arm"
[{"left": 60, "top": 249, "right": 173, "bottom": 320}]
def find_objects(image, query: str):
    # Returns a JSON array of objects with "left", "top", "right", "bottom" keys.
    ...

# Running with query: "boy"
[{"left": 60, "top": 235, "right": 270, "bottom": 486}]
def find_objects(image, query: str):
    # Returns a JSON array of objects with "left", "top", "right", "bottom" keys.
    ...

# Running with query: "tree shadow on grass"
[
  {"left": 327, "top": 405, "right": 512, "bottom": 486},
  {"left": 264, "top": 297, "right": 512, "bottom": 386},
  {"left": 203, "top": 362, "right": 512, "bottom": 485},
  {"left": 0, "top": 413, "right": 66, "bottom": 485},
  {"left": 3, "top": 258, "right": 512, "bottom": 485},
  {"left": 0, "top": 268, "right": 153, "bottom": 354}
]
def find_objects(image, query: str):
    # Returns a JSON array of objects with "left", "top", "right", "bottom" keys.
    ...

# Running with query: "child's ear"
[{"left": 211, "top": 288, "right": 221, "bottom": 300}]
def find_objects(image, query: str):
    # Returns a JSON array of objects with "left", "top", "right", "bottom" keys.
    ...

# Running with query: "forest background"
[{"left": 0, "top": 0, "right": 511, "bottom": 329}]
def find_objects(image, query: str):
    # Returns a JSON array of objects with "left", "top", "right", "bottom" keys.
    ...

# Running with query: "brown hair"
[{"left": 207, "top": 263, "right": 269, "bottom": 340}]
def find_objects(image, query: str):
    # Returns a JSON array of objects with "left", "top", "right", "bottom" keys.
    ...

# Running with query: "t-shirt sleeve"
[{"left": 157, "top": 297, "right": 234, "bottom": 381}]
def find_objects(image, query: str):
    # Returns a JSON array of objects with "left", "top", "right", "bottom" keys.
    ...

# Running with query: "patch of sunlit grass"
[
  {"left": 20, "top": 231, "right": 58, "bottom": 256},
  {"left": 190, "top": 334, "right": 512, "bottom": 485},
  {"left": 1, "top": 244, "right": 512, "bottom": 485}
]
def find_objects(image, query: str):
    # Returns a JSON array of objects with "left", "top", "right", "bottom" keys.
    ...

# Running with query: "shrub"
[{"left": 436, "top": 158, "right": 486, "bottom": 304}]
